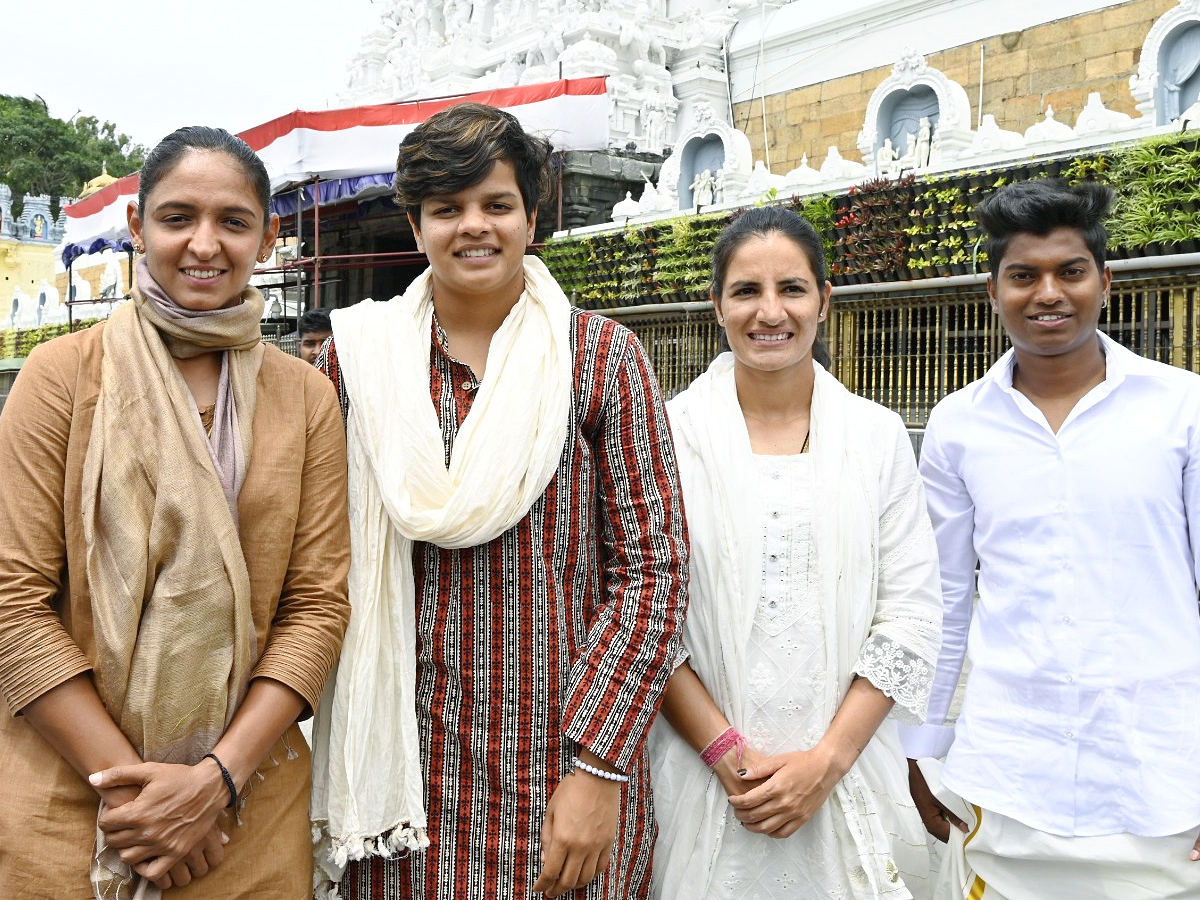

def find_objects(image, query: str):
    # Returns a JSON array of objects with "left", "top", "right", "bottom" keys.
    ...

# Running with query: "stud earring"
[
  {"left": 132, "top": 242, "right": 144, "bottom": 254},
  {"left": 258, "top": 254, "right": 270, "bottom": 263}
]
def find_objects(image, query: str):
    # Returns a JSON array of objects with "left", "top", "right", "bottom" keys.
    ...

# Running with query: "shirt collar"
[{"left": 966, "top": 330, "right": 1163, "bottom": 405}]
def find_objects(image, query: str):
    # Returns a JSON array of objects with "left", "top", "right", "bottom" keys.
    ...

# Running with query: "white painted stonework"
[
  {"left": 857, "top": 49, "right": 974, "bottom": 166},
  {"left": 1130, "top": 0, "right": 1200, "bottom": 123},
  {"left": 341, "top": 0, "right": 744, "bottom": 153},
  {"left": 338, "top": 1, "right": 1200, "bottom": 227}
]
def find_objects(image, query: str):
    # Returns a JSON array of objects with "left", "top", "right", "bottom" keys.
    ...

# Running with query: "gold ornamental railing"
[{"left": 609, "top": 261, "right": 1200, "bottom": 427}]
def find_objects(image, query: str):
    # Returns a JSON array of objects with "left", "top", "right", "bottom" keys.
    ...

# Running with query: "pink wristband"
[{"left": 700, "top": 726, "right": 745, "bottom": 768}]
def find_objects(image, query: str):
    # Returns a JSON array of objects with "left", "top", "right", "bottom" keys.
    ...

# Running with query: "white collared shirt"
[{"left": 900, "top": 332, "right": 1200, "bottom": 837}]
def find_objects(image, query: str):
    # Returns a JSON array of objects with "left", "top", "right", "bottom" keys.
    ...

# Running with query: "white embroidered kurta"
[
  {"left": 651, "top": 355, "right": 943, "bottom": 900},
  {"left": 709, "top": 454, "right": 859, "bottom": 899}
]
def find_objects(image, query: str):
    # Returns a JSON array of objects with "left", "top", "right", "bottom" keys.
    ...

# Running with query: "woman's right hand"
[
  {"left": 713, "top": 743, "right": 770, "bottom": 799},
  {"left": 92, "top": 758, "right": 230, "bottom": 884},
  {"left": 97, "top": 781, "right": 229, "bottom": 888}
]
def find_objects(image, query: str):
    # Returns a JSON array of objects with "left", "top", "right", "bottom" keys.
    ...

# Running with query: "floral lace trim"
[
  {"left": 851, "top": 634, "right": 934, "bottom": 725},
  {"left": 879, "top": 481, "right": 930, "bottom": 573}
]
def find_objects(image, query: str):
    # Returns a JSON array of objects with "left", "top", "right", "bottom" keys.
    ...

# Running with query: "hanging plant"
[{"left": 1107, "top": 131, "right": 1200, "bottom": 256}]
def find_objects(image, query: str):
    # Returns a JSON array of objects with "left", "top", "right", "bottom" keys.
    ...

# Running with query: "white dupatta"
[
  {"left": 650, "top": 353, "right": 939, "bottom": 900},
  {"left": 310, "top": 256, "right": 572, "bottom": 894}
]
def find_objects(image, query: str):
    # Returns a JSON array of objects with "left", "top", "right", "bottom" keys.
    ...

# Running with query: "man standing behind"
[
  {"left": 297, "top": 308, "right": 333, "bottom": 364},
  {"left": 905, "top": 179, "right": 1200, "bottom": 899}
]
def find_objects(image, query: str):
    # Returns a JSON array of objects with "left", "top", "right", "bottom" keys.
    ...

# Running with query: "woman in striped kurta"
[{"left": 314, "top": 102, "right": 687, "bottom": 900}]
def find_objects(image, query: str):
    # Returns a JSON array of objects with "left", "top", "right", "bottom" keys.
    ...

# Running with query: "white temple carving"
[
  {"left": 1131, "top": 0, "right": 1200, "bottom": 124},
  {"left": 341, "top": 0, "right": 741, "bottom": 152},
  {"left": 857, "top": 49, "right": 974, "bottom": 167}
]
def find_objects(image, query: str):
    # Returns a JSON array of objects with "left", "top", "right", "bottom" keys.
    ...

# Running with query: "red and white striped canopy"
[{"left": 63, "top": 77, "right": 609, "bottom": 255}]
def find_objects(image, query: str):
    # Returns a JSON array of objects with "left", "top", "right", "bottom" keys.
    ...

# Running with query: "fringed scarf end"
[{"left": 312, "top": 820, "right": 430, "bottom": 898}]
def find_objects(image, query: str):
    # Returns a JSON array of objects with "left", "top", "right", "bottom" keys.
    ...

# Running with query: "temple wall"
[
  {"left": 0, "top": 239, "right": 55, "bottom": 305},
  {"left": 734, "top": 0, "right": 1177, "bottom": 172}
]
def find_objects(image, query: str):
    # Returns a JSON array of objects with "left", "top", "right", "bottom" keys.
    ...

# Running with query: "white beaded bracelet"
[{"left": 572, "top": 756, "right": 630, "bottom": 783}]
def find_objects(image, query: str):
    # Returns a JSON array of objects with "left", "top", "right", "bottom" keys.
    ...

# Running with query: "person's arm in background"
[
  {"left": 900, "top": 405, "right": 976, "bottom": 841},
  {"left": 1182, "top": 385, "right": 1200, "bottom": 862}
]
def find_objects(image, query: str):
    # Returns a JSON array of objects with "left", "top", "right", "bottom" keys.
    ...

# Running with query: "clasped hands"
[
  {"left": 89, "top": 758, "right": 232, "bottom": 890},
  {"left": 713, "top": 742, "right": 845, "bottom": 840}
]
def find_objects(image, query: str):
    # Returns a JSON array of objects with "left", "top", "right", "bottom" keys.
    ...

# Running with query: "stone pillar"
[
  {"left": 0, "top": 185, "right": 13, "bottom": 239},
  {"left": 54, "top": 197, "right": 72, "bottom": 243}
]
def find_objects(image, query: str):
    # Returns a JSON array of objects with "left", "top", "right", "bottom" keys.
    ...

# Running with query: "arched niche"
[
  {"left": 656, "top": 104, "right": 753, "bottom": 211},
  {"left": 677, "top": 135, "right": 726, "bottom": 207},
  {"left": 857, "top": 49, "right": 973, "bottom": 165},
  {"left": 1160, "top": 23, "right": 1200, "bottom": 122},
  {"left": 878, "top": 84, "right": 940, "bottom": 157},
  {"left": 1131, "top": 0, "right": 1200, "bottom": 123}
]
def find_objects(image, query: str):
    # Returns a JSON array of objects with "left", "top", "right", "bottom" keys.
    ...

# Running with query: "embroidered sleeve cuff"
[{"left": 850, "top": 633, "right": 935, "bottom": 725}]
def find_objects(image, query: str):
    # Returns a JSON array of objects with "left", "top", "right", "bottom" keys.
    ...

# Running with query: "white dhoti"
[{"left": 921, "top": 761, "right": 1200, "bottom": 900}]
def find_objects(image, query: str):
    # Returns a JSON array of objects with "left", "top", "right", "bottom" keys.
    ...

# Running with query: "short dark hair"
[
  {"left": 298, "top": 307, "right": 332, "bottom": 338},
  {"left": 394, "top": 102, "right": 553, "bottom": 225},
  {"left": 710, "top": 206, "right": 832, "bottom": 368},
  {"left": 975, "top": 179, "right": 1114, "bottom": 274}
]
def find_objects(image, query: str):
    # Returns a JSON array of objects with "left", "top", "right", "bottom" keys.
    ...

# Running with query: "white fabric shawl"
[
  {"left": 650, "top": 353, "right": 942, "bottom": 900},
  {"left": 310, "top": 256, "right": 572, "bottom": 891}
]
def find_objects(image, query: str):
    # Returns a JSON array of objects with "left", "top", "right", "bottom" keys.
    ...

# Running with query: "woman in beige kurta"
[{"left": 0, "top": 126, "right": 350, "bottom": 899}]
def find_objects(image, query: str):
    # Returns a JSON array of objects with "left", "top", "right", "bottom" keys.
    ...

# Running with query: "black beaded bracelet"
[{"left": 203, "top": 752, "right": 239, "bottom": 809}]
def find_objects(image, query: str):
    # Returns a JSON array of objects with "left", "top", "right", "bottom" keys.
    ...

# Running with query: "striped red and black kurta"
[{"left": 317, "top": 308, "right": 688, "bottom": 900}]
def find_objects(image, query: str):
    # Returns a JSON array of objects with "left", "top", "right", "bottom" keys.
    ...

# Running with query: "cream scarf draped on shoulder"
[
  {"left": 83, "top": 257, "right": 264, "bottom": 900},
  {"left": 310, "top": 255, "right": 572, "bottom": 893},
  {"left": 650, "top": 353, "right": 931, "bottom": 900}
]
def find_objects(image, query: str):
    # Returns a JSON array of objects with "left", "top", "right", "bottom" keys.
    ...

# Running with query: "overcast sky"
[{"left": 4, "top": 0, "right": 382, "bottom": 150}]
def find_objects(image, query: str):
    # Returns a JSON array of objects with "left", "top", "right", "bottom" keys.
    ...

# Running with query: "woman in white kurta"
[{"left": 650, "top": 206, "right": 942, "bottom": 900}]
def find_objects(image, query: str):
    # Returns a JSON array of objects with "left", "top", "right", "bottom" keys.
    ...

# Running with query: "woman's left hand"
[
  {"left": 726, "top": 746, "right": 842, "bottom": 839},
  {"left": 92, "top": 758, "right": 229, "bottom": 882}
]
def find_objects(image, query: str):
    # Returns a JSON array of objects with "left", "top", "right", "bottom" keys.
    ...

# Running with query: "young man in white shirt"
[{"left": 904, "top": 179, "right": 1200, "bottom": 899}]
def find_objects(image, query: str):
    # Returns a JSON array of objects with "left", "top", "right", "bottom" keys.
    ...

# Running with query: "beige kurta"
[{"left": 0, "top": 323, "right": 351, "bottom": 899}]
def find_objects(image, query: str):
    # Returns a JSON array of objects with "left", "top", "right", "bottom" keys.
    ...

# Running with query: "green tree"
[{"left": 0, "top": 94, "right": 144, "bottom": 216}]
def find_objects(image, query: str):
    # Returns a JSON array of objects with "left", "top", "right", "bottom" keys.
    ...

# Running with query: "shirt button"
[
  {"left": 767, "top": 598, "right": 779, "bottom": 609},
  {"left": 769, "top": 553, "right": 779, "bottom": 561},
  {"left": 771, "top": 511, "right": 780, "bottom": 519},
  {"left": 1066, "top": 674, "right": 1075, "bottom": 684},
  {"left": 1066, "top": 731, "right": 1075, "bottom": 739},
  {"left": 1062, "top": 615, "right": 1072, "bottom": 624},
  {"left": 1060, "top": 560, "right": 1069, "bottom": 569},
  {"left": 462, "top": 380, "right": 473, "bottom": 391},
  {"left": 1054, "top": 502, "right": 1066, "bottom": 513}
]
